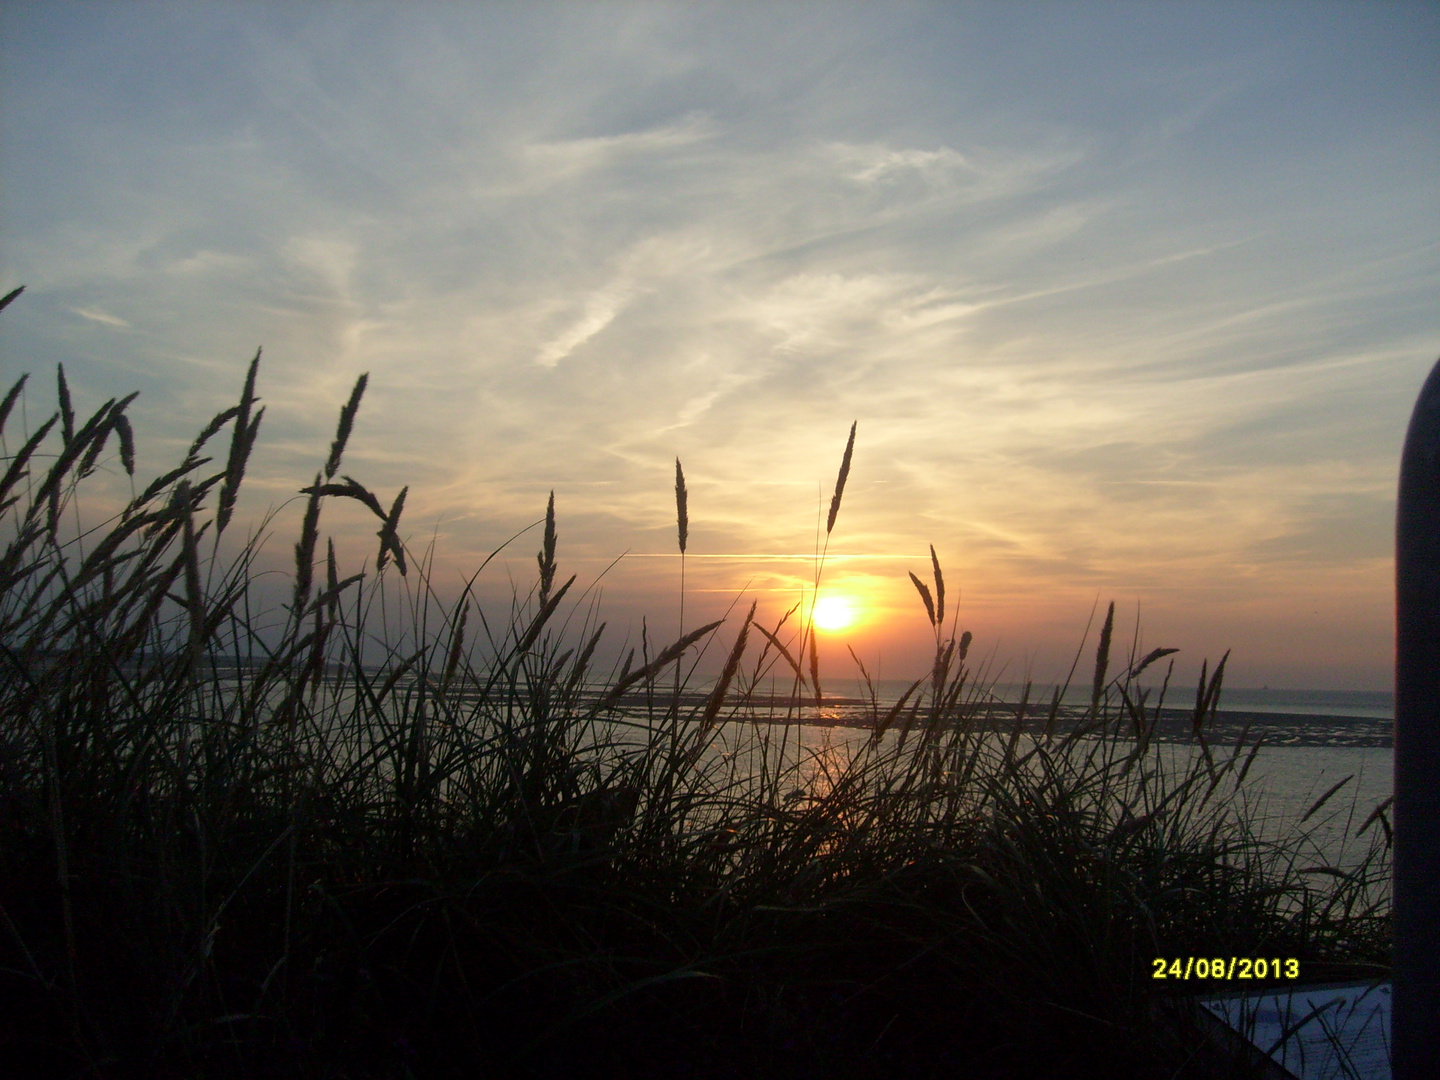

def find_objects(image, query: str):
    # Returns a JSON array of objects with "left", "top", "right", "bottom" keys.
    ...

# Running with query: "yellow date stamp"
[{"left": 1152, "top": 957, "right": 1300, "bottom": 981}]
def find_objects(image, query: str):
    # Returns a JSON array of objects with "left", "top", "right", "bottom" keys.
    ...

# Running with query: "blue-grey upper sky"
[{"left": 2, "top": 1, "right": 1436, "bottom": 689}]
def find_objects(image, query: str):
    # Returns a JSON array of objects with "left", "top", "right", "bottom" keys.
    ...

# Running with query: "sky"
[{"left": 1, "top": 1, "right": 1437, "bottom": 693}]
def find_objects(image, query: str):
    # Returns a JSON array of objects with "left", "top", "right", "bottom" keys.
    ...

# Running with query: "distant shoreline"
[
  {"left": 722, "top": 704, "right": 1394, "bottom": 747},
  {"left": 10, "top": 652, "right": 1394, "bottom": 745}
]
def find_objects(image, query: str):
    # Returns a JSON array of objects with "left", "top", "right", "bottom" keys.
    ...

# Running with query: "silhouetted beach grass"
[{"left": 0, "top": 309, "right": 1391, "bottom": 1078}]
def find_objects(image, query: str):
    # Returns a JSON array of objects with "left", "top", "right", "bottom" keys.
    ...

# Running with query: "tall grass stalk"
[{"left": 672, "top": 457, "right": 687, "bottom": 726}]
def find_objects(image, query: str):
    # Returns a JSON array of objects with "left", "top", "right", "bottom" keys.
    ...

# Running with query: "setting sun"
[{"left": 812, "top": 594, "right": 861, "bottom": 633}]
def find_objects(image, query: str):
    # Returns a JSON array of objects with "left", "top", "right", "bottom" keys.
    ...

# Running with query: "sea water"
[
  {"left": 697, "top": 680, "right": 1394, "bottom": 872},
  {"left": 197, "top": 673, "right": 1396, "bottom": 871}
]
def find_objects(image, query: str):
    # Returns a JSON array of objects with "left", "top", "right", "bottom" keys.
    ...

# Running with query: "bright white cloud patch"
[
  {"left": 72, "top": 307, "right": 131, "bottom": 328},
  {"left": 845, "top": 144, "right": 972, "bottom": 184},
  {"left": 535, "top": 285, "right": 634, "bottom": 368}
]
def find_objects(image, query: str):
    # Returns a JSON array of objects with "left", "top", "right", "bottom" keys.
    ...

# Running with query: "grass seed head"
[
  {"left": 0, "top": 413, "right": 57, "bottom": 513},
  {"left": 702, "top": 601, "right": 754, "bottom": 730},
  {"left": 114, "top": 412, "right": 136, "bottom": 476},
  {"left": 443, "top": 599, "right": 469, "bottom": 688},
  {"left": 1091, "top": 600, "right": 1115, "bottom": 714},
  {"left": 0, "top": 373, "right": 28, "bottom": 437},
  {"left": 537, "top": 491, "right": 557, "bottom": 602},
  {"left": 376, "top": 485, "right": 409, "bottom": 575},
  {"left": 675, "top": 458, "right": 688, "bottom": 555},
  {"left": 217, "top": 350, "right": 263, "bottom": 536},
  {"left": 325, "top": 372, "right": 368, "bottom": 480},
  {"left": 930, "top": 544, "right": 945, "bottom": 628},
  {"left": 186, "top": 404, "right": 240, "bottom": 464},
  {"left": 909, "top": 571, "right": 936, "bottom": 627},
  {"left": 57, "top": 364, "right": 74, "bottom": 448},
  {"left": 294, "top": 471, "right": 322, "bottom": 611},
  {"left": 826, "top": 421, "right": 856, "bottom": 536}
]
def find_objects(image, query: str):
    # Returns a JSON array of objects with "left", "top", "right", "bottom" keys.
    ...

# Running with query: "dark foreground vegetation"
[{"left": 1, "top": 290, "right": 1390, "bottom": 1077}]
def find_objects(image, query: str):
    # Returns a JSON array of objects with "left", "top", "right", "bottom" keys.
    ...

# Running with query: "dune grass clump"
[{"left": 0, "top": 313, "right": 1391, "bottom": 1078}]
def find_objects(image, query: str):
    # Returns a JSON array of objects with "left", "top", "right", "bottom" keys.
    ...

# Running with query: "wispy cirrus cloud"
[
  {"left": 71, "top": 307, "right": 130, "bottom": 328},
  {"left": 1, "top": 1, "right": 1434, "bottom": 688}
]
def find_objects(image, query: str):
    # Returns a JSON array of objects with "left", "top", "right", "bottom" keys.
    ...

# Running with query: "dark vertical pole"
[{"left": 1396, "top": 356, "right": 1440, "bottom": 1079}]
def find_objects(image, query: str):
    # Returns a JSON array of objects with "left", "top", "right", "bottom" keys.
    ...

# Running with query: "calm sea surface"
[
  {"left": 230, "top": 673, "right": 1396, "bottom": 871},
  {"left": 694, "top": 680, "right": 1394, "bottom": 870}
]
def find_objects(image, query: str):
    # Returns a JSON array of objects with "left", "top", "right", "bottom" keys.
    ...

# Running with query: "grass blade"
[{"left": 599, "top": 619, "right": 724, "bottom": 708}]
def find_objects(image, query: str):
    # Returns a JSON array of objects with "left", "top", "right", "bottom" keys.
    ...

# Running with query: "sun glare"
[{"left": 812, "top": 594, "right": 860, "bottom": 633}]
